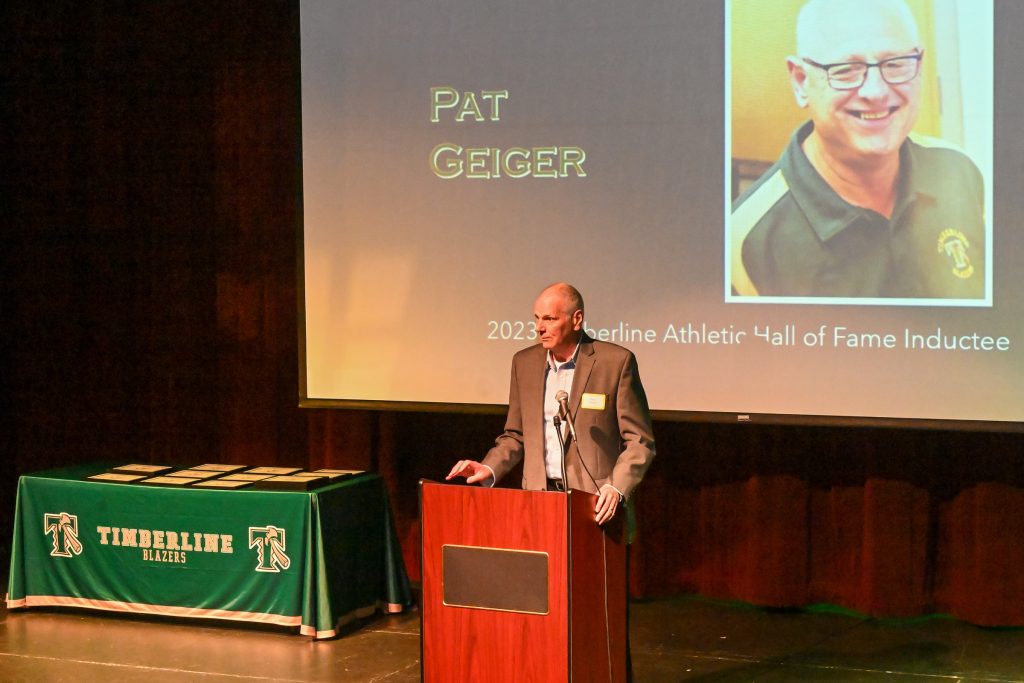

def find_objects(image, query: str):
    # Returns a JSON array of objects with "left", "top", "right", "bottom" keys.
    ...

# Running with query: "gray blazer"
[{"left": 482, "top": 335, "right": 656, "bottom": 500}]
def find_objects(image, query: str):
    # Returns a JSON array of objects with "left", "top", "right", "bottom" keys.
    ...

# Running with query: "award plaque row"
[{"left": 85, "top": 464, "right": 364, "bottom": 490}]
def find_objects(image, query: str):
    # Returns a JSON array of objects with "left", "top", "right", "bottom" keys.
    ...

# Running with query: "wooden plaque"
[
  {"left": 140, "top": 476, "right": 201, "bottom": 486},
  {"left": 220, "top": 473, "right": 273, "bottom": 482},
  {"left": 190, "top": 464, "right": 248, "bottom": 473},
  {"left": 245, "top": 466, "right": 302, "bottom": 475},
  {"left": 111, "top": 464, "right": 172, "bottom": 476},
  {"left": 193, "top": 479, "right": 252, "bottom": 489},
  {"left": 165, "top": 469, "right": 224, "bottom": 480},
  {"left": 87, "top": 473, "right": 148, "bottom": 484}
]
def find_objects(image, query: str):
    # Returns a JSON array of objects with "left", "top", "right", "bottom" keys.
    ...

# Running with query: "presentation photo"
[
  {"left": 727, "top": 0, "right": 993, "bottom": 305},
  {"left": 300, "top": 0, "right": 1020, "bottom": 425}
]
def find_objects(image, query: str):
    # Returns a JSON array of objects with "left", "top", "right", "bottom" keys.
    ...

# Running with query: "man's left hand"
[{"left": 595, "top": 485, "right": 623, "bottom": 525}]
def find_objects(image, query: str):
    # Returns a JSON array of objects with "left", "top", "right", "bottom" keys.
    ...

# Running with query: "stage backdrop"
[{"left": 5, "top": 0, "right": 1024, "bottom": 627}]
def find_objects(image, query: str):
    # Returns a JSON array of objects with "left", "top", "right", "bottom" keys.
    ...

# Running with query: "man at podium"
[{"left": 447, "top": 282, "right": 656, "bottom": 526}]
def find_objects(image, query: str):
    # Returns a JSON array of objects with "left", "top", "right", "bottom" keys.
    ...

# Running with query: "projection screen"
[{"left": 299, "top": 0, "right": 1024, "bottom": 427}]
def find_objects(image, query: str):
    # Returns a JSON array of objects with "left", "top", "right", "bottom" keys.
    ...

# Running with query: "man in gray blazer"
[{"left": 448, "top": 282, "right": 655, "bottom": 525}]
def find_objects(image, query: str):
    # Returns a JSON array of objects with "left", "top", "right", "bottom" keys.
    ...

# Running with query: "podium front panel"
[{"left": 421, "top": 482, "right": 569, "bottom": 683}]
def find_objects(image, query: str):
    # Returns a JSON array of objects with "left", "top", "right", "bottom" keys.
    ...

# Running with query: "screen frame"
[{"left": 294, "top": 0, "right": 1019, "bottom": 434}]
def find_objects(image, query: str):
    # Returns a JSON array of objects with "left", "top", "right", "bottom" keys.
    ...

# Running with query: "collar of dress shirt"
[{"left": 546, "top": 341, "right": 581, "bottom": 372}]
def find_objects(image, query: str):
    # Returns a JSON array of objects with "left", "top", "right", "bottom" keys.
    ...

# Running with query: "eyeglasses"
[{"left": 802, "top": 52, "right": 923, "bottom": 90}]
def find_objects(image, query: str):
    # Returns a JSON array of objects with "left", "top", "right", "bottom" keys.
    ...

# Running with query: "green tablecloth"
[{"left": 5, "top": 464, "right": 412, "bottom": 638}]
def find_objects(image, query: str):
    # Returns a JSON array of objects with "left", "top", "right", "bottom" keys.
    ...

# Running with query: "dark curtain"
[{"left": 5, "top": 1, "right": 1023, "bottom": 627}]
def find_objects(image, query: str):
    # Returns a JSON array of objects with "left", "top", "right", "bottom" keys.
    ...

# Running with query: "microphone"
[
  {"left": 554, "top": 390, "right": 578, "bottom": 445},
  {"left": 554, "top": 389, "right": 599, "bottom": 491},
  {"left": 552, "top": 414, "right": 567, "bottom": 487}
]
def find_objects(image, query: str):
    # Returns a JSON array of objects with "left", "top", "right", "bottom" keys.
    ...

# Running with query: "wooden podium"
[{"left": 420, "top": 480, "right": 627, "bottom": 682}]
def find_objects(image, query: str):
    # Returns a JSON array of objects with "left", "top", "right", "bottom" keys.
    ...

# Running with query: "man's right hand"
[{"left": 446, "top": 460, "right": 492, "bottom": 484}]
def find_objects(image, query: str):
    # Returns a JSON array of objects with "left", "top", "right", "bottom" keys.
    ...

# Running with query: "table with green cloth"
[{"left": 5, "top": 463, "right": 412, "bottom": 638}]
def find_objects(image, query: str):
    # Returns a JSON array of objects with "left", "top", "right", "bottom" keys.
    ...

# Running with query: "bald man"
[
  {"left": 732, "top": 0, "right": 985, "bottom": 299},
  {"left": 447, "top": 282, "right": 655, "bottom": 527}
]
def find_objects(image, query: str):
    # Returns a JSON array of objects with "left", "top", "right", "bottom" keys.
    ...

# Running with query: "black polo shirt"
[{"left": 732, "top": 121, "right": 985, "bottom": 300}]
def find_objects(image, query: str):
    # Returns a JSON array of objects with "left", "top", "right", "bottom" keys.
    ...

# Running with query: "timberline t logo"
[
  {"left": 936, "top": 228, "right": 975, "bottom": 280},
  {"left": 44, "top": 512, "right": 83, "bottom": 558},
  {"left": 249, "top": 525, "right": 291, "bottom": 573}
]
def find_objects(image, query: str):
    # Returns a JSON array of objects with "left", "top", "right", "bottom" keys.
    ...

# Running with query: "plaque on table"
[
  {"left": 87, "top": 472, "right": 148, "bottom": 484},
  {"left": 110, "top": 464, "right": 173, "bottom": 476},
  {"left": 190, "top": 463, "right": 248, "bottom": 474},
  {"left": 193, "top": 479, "right": 253, "bottom": 489},
  {"left": 220, "top": 473, "right": 274, "bottom": 482},
  {"left": 245, "top": 466, "right": 303, "bottom": 475},
  {"left": 140, "top": 476, "right": 202, "bottom": 486},
  {"left": 253, "top": 475, "right": 330, "bottom": 491},
  {"left": 164, "top": 469, "right": 224, "bottom": 480},
  {"left": 310, "top": 469, "right": 366, "bottom": 481}
]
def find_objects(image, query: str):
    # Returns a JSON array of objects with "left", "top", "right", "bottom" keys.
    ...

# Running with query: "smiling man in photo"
[{"left": 731, "top": 0, "right": 985, "bottom": 299}]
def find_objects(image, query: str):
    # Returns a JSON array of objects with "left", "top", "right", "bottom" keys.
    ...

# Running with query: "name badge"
[{"left": 581, "top": 393, "right": 606, "bottom": 410}]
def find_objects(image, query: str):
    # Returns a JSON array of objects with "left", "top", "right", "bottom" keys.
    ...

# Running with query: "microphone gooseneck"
[{"left": 553, "top": 390, "right": 598, "bottom": 490}]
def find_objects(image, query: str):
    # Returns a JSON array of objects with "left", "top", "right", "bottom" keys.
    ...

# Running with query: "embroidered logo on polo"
[
  {"left": 936, "top": 229, "right": 975, "bottom": 279},
  {"left": 248, "top": 525, "right": 291, "bottom": 573},
  {"left": 44, "top": 512, "right": 83, "bottom": 558}
]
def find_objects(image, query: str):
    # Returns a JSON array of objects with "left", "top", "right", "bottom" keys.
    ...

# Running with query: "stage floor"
[{"left": 2, "top": 593, "right": 1023, "bottom": 681}]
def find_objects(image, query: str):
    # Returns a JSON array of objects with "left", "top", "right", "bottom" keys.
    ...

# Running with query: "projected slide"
[{"left": 300, "top": 0, "right": 1021, "bottom": 425}]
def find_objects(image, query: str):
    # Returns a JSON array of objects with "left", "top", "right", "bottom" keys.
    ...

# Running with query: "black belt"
[{"left": 546, "top": 477, "right": 565, "bottom": 491}]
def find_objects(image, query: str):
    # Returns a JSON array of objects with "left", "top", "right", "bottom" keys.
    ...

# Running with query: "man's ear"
[
  {"left": 786, "top": 56, "right": 810, "bottom": 108},
  {"left": 572, "top": 309, "right": 584, "bottom": 330}
]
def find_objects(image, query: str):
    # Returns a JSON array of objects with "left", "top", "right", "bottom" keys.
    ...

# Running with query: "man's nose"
[{"left": 857, "top": 65, "right": 891, "bottom": 99}]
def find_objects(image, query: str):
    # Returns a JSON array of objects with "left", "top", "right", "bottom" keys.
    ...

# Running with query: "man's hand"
[
  {"left": 446, "top": 460, "right": 492, "bottom": 484},
  {"left": 595, "top": 485, "right": 623, "bottom": 525}
]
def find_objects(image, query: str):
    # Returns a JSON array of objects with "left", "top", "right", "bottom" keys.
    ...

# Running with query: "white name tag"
[{"left": 581, "top": 393, "right": 606, "bottom": 410}]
